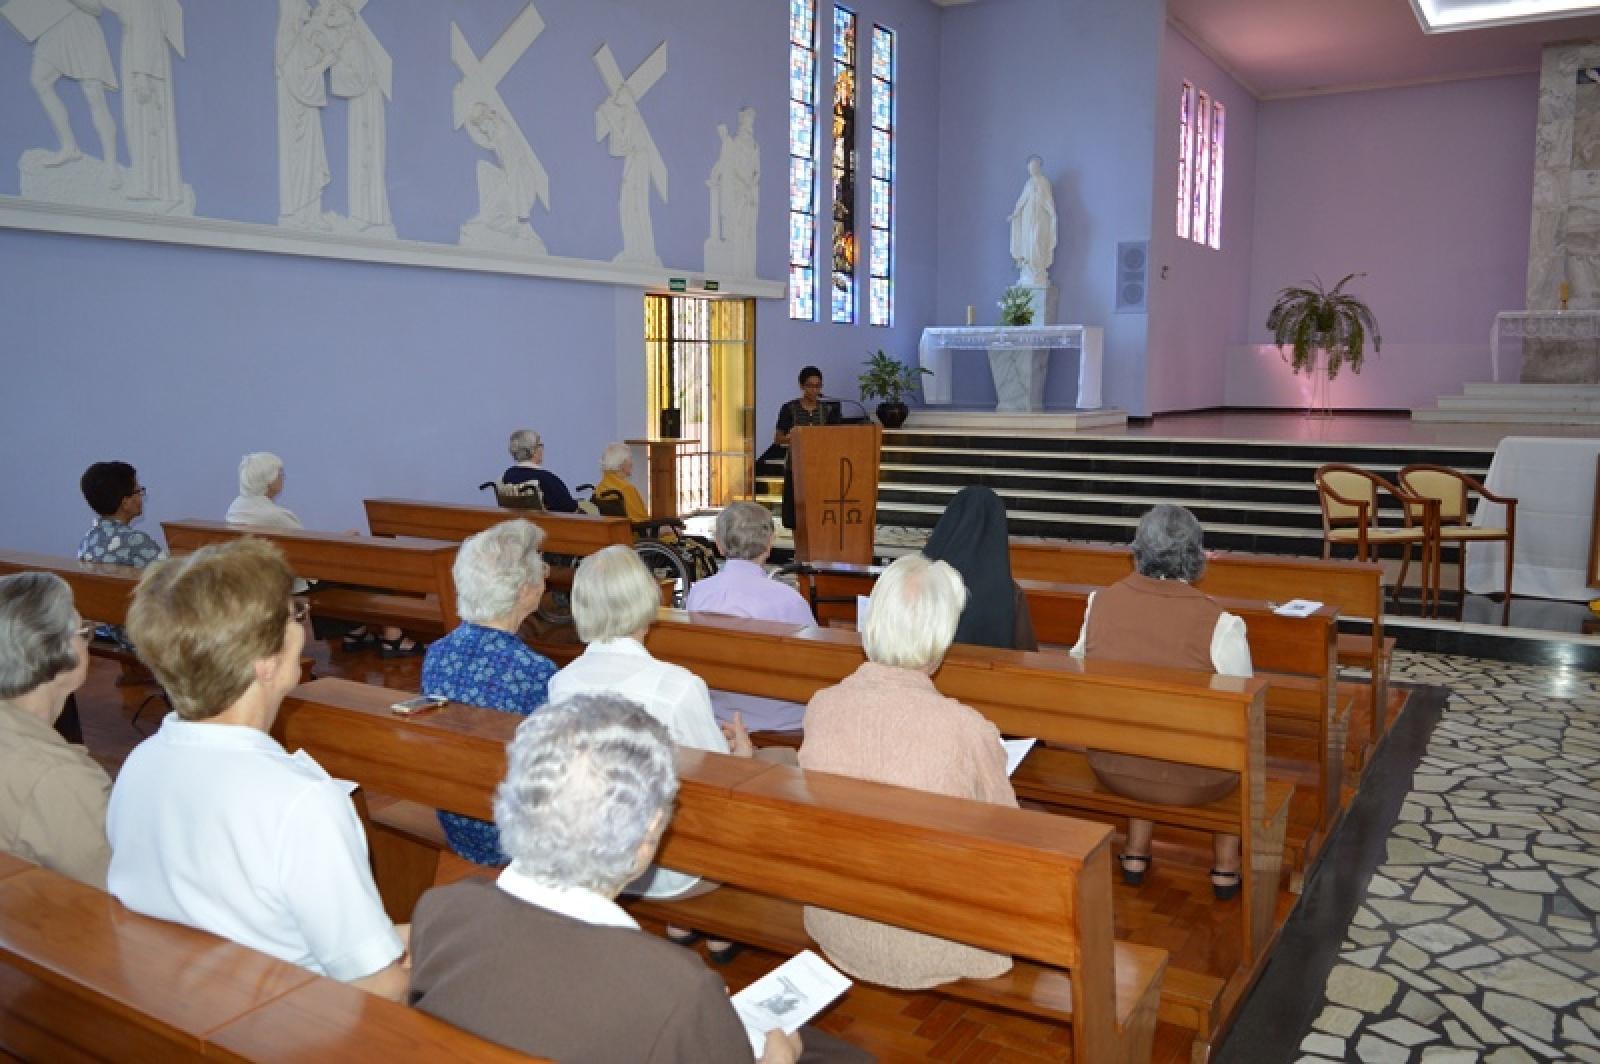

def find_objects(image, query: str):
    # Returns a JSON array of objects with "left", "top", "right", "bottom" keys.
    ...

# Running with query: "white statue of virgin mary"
[{"left": 1008, "top": 155, "right": 1057, "bottom": 287}]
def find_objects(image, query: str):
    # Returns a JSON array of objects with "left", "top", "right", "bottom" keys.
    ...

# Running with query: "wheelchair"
[{"left": 573, "top": 484, "right": 720, "bottom": 608}]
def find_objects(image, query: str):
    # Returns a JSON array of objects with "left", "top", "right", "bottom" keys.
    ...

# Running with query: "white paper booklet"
[
  {"left": 731, "top": 949, "right": 852, "bottom": 1055},
  {"left": 1272, "top": 599, "right": 1323, "bottom": 618},
  {"left": 1002, "top": 738, "right": 1038, "bottom": 777}
]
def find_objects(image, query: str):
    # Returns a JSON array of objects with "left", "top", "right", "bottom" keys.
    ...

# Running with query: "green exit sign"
[
  {"left": 669, "top": 278, "right": 687, "bottom": 292},
  {"left": 703, "top": 280, "right": 720, "bottom": 292}
]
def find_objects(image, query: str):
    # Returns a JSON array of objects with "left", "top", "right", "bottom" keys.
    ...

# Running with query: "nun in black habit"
[{"left": 921, "top": 486, "right": 1037, "bottom": 652}]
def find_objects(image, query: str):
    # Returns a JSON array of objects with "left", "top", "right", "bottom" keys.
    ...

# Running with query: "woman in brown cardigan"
[{"left": 1071, "top": 504, "right": 1251, "bottom": 901}]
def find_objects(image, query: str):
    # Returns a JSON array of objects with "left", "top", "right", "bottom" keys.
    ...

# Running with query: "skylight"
[{"left": 1410, "top": 0, "right": 1600, "bottom": 33}]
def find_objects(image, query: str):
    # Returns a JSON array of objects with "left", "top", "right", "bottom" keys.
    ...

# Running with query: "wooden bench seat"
[
  {"left": 276, "top": 678, "right": 1167, "bottom": 1063},
  {"left": 162, "top": 520, "right": 461, "bottom": 635},
  {"left": 0, "top": 857, "right": 529, "bottom": 1062}
]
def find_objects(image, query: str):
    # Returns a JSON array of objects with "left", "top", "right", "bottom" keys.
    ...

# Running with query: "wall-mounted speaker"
[{"left": 1115, "top": 240, "right": 1148, "bottom": 314}]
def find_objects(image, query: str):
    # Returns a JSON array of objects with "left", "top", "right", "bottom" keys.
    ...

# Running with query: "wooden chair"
[
  {"left": 1314, "top": 464, "right": 1438, "bottom": 614},
  {"left": 1399, "top": 464, "right": 1517, "bottom": 623}
]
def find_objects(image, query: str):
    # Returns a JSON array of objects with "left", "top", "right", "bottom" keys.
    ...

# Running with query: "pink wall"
[
  {"left": 1147, "top": 24, "right": 1259, "bottom": 413},
  {"left": 1234, "top": 72, "right": 1537, "bottom": 409}
]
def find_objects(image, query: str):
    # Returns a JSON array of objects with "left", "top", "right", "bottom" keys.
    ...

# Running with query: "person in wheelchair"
[
  {"left": 586, "top": 443, "right": 717, "bottom": 582},
  {"left": 500, "top": 429, "right": 579, "bottom": 513}
]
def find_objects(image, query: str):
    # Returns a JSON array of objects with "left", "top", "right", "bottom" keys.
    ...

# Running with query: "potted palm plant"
[
  {"left": 1266, "top": 273, "right": 1381, "bottom": 417},
  {"left": 858, "top": 349, "right": 929, "bottom": 429}
]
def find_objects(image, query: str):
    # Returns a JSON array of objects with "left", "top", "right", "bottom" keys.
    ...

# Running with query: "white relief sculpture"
[
  {"left": 452, "top": 4, "right": 549, "bottom": 254},
  {"left": 594, "top": 41, "right": 666, "bottom": 267},
  {"left": 703, "top": 106, "right": 758, "bottom": 278},
  {"left": 110, "top": 0, "right": 191, "bottom": 212},
  {"left": 4, "top": 0, "right": 122, "bottom": 201},
  {"left": 275, "top": 0, "right": 393, "bottom": 237},
  {"left": 1008, "top": 155, "right": 1057, "bottom": 287}
]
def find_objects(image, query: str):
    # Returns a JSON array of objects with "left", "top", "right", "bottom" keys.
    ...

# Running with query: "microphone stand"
[{"left": 820, "top": 394, "right": 874, "bottom": 425}]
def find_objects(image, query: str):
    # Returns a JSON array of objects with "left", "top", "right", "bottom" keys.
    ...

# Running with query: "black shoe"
[
  {"left": 1119, "top": 853, "right": 1151, "bottom": 887},
  {"left": 708, "top": 941, "right": 745, "bottom": 965},
  {"left": 1210, "top": 869, "right": 1241, "bottom": 901},
  {"left": 341, "top": 628, "right": 377, "bottom": 651},
  {"left": 666, "top": 929, "right": 704, "bottom": 948}
]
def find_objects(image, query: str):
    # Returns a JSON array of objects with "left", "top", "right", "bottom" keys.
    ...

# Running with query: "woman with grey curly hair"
[
  {"left": 0, "top": 571, "right": 111, "bottom": 887},
  {"left": 501, "top": 428, "right": 578, "bottom": 512},
  {"left": 410, "top": 694, "right": 868, "bottom": 1063},
  {"left": 1069, "top": 504, "right": 1251, "bottom": 901}
]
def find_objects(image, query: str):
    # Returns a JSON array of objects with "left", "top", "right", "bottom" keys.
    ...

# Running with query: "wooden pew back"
[
  {"left": 0, "top": 550, "right": 141, "bottom": 624},
  {"left": 162, "top": 520, "right": 461, "bottom": 630},
  {"left": 275, "top": 678, "right": 1161, "bottom": 1063},
  {"left": 364, "top": 498, "right": 633, "bottom": 557},
  {"left": 0, "top": 857, "right": 528, "bottom": 1062}
]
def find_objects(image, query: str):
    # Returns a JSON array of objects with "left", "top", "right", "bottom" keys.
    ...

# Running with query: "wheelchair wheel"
[{"left": 634, "top": 540, "right": 694, "bottom": 608}]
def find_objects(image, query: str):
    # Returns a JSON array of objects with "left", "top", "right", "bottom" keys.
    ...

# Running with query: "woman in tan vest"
[{"left": 1070, "top": 505, "right": 1250, "bottom": 901}]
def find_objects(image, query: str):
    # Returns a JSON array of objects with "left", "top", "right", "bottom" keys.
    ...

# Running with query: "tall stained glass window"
[
  {"left": 1176, "top": 82, "right": 1194, "bottom": 241},
  {"left": 1176, "top": 82, "right": 1224, "bottom": 250},
  {"left": 1206, "top": 103, "right": 1225, "bottom": 249},
  {"left": 868, "top": 25, "right": 894, "bottom": 327},
  {"left": 1191, "top": 90, "right": 1211, "bottom": 243},
  {"left": 788, "top": 0, "right": 818, "bottom": 320},
  {"left": 830, "top": 5, "right": 857, "bottom": 324}
]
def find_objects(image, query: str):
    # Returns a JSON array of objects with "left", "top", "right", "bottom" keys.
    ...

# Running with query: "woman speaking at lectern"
[{"left": 768, "top": 365, "right": 841, "bottom": 529}]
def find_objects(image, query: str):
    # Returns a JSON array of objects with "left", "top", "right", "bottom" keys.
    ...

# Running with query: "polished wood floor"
[{"left": 76, "top": 641, "right": 1253, "bottom": 1063}]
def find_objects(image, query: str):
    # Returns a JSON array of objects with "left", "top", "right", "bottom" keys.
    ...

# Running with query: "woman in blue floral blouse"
[{"left": 422, "top": 519, "right": 556, "bottom": 865}]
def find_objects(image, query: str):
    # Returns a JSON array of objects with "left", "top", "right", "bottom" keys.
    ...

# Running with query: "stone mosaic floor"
[{"left": 1296, "top": 651, "right": 1600, "bottom": 1063}]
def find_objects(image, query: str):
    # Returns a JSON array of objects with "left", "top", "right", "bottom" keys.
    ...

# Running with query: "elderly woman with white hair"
[
  {"left": 595, "top": 441, "right": 650, "bottom": 525},
  {"left": 421, "top": 519, "right": 557, "bottom": 866},
  {"left": 549, "top": 544, "right": 755, "bottom": 960},
  {"left": 1070, "top": 504, "right": 1250, "bottom": 901},
  {"left": 799, "top": 554, "right": 1016, "bottom": 990},
  {"left": 502, "top": 429, "right": 578, "bottom": 513},
  {"left": 226, "top": 452, "right": 301, "bottom": 530},
  {"left": 0, "top": 572, "right": 111, "bottom": 888},
  {"left": 409, "top": 695, "right": 869, "bottom": 1063}
]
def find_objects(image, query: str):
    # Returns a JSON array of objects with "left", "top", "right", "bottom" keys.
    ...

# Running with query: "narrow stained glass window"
[
  {"left": 868, "top": 25, "right": 894, "bottom": 327},
  {"left": 788, "top": 0, "right": 818, "bottom": 320},
  {"left": 1207, "top": 101, "right": 1225, "bottom": 250},
  {"left": 830, "top": 5, "right": 857, "bottom": 324},
  {"left": 1192, "top": 90, "right": 1211, "bottom": 244},
  {"left": 1176, "top": 81, "right": 1194, "bottom": 241}
]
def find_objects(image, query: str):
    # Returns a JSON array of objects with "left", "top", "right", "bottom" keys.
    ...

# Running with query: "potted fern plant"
[
  {"left": 858, "top": 349, "right": 929, "bottom": 429},
  {"left": 1266, "top": 273, "right": 1381, "bottom": 417}
]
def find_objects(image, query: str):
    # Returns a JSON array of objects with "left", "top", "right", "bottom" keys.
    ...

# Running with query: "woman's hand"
[
  {"left": 757, "top": 1029, "right": 803, "bottom": 1064},
  {"left": 721, "top": 712, "right": 754, "bottom": 758}
]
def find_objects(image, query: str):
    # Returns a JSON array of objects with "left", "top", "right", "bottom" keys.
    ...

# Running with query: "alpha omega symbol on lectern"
[{"left": 821, "top": 456, "right": 864, "bottom": 550}]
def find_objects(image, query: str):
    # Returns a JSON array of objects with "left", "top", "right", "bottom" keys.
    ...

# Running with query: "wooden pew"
[
  {"left": 276, "top": 678, "right": 1168, "bottom": 1064},
  {"left": 801, "top": 563, "right": 1344, "bottom": 871},
  {"left": 0, "top": 549, "right": 315, "bottom": 691},
  {"left": 1007, "top": 540, "right": 1395, "bottom": 758},
  {"left": 162, "top": 520, "right": 460, "bottom": 635},
  {"left": 0, "top": 856, "right": 529, "bottom": 1062},
  {"left": 634, "top": 612, "right": 1287, "bottom": 1051}
]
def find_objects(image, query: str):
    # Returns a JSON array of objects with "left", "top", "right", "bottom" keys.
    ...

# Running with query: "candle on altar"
[
  {"left": 965, "top": 305, "right": 975, "bottom": 325},
  {"left": 1560, "top": 281, "right": 1571, "bottom": 311}
]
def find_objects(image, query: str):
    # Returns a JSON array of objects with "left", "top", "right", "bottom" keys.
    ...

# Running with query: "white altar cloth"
[
  {"left": 1488, "top": 310, "right": 1600, "bottom": 383},
  {"left": 1463, "top": 435, "right": 1600, "bottom": 601},
  {"left": 919, "top": 325, "right": 1104, "bottom": 410}
]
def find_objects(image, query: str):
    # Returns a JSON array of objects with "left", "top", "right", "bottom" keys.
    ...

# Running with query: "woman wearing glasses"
[{"left": 0, "top": 572, "right": 111, "bottom": 888}]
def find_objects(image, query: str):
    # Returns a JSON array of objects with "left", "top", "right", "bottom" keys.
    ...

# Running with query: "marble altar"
[{"left": 918, "top": 325, "right": 1104, "bottom": 412}]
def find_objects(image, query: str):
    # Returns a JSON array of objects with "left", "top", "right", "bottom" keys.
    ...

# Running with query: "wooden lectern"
[{"left": 790, "top": 424, "right": 882, "bottom": 565}]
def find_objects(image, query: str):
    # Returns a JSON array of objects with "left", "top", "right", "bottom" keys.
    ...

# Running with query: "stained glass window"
[
  {"left": 1176, "top": 82, "right": 1194, "bottom": 241},
  {"left": 868, "top": 25, "right": 894, "bottom": 327},
  {"left": 788, "top": 0, "right": 818, "bottom": 320},
  {"left": 1191, "top": 90, "right": 1211, "bottom": 244},
  {"left": 830, "top": 5, "right": 857, "bottom": 324},
  {"left": 1177, "top": 82, "right": 1224, "bottom": 250},
  {"left": 1207, "top": 102, "right": 1225, "bottom": 249}
]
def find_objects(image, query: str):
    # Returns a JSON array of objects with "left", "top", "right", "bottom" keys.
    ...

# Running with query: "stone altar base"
[
  {"left": 1522, "top": 337, "right": 1600, "bottom": 382},
  {"left": 987, "top": 348, "right": 1049, "bottom": 411}
]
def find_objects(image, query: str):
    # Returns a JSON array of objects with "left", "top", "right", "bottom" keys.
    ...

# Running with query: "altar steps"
[
  {"left": 1412, "top": 382, "right": 1600, "bottom": 424},
  {"left": 803, "top": 429, "right": 1490, "bottom": 557}
]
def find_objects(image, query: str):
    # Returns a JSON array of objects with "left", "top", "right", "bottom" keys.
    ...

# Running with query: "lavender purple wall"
[
  {"left": 932, "top": 0, "right": 1165, "bottom": 415},
  {"left": 1235, "top": 73, "right": 1537, "bottom": 409},
  {"left": 0, "top": 0, "right": 941, "bottom": 553},
  {"left": 1146, "top": 24, "right": 1257, "bottom": 414}
]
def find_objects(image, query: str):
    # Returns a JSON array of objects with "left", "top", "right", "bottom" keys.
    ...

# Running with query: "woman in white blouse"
[
  {"left": 549, "top": 545, "right": 754, "bottom": 960},
  {"left": 226, "top": 452, "right": 302, "bottom": 530}
]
